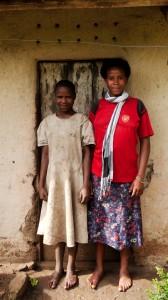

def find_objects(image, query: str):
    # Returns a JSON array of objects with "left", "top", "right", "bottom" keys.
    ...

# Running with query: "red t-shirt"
[{"left": 90, "top": 97, "right": 154, "bottom": 182}]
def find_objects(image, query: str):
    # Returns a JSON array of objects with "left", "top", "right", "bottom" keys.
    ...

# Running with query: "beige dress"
[{"left": 37, "top": 113, "right": 95, "bottom": 247}]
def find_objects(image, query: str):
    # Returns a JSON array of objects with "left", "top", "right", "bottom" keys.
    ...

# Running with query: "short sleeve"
[
  {"left": 138, "top": 110, "right": 154, "bottom": 139},
  {"left": 37, "top": 119, "right": 48, "bottom": 146},
  {"left": 81, "top": 116, "right": 95, "bottom": 147}
]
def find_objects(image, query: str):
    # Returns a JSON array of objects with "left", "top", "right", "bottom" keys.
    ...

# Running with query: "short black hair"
[
  {"left": 100, "top": 58, "right": 131, "bottom": 79},
  {"left": 54, "top": 80, "right": 76, "bottom": 98}
]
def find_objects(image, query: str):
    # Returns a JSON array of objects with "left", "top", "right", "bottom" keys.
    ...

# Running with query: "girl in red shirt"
[{"left": 88, "top": 58, "right": 153, "bottom": 292}]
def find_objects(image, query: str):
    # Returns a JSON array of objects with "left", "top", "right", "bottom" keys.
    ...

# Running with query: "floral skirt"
[{"left": 88, "top": 175, "right": 143, "bottom": 251}]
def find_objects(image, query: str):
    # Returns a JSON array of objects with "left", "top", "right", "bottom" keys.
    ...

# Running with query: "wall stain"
[
  {"left": 26, "top": 173, "right": 34, "bottom": 178},
  {"left": 144, "top": 159, "right": 154, "bottom": 189},
  {"left": 19, "top": 193, "right": 40, "bottom": 247}
]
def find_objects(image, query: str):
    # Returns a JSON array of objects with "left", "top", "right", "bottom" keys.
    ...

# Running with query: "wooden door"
[{"left": 38, "top": 61, "right": 119, "bottom": 265}]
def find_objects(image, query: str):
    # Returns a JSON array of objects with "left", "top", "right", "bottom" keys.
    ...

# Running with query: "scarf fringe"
[{"left": 99, "top": 176, "right": 112, "bottom": 200}]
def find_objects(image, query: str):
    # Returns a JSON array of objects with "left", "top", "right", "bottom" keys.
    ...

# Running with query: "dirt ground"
[
  {"left": 23, "top": 266, "right": 155, "bottom": 300},
  {"left": 0, "top": 264, "right": 15, "bottom": 299}
]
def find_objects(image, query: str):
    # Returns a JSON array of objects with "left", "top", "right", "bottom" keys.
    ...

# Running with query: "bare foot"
[
  {"left": 118, "top": 272, "right": 132, "bottom": 292},
  {"left": 49, "top": 271, "right": 65, "bottom": 289},
  {"left": 87, "top": 269, "right": 104, "bottom": 289},
  {"left": 64, "top": 271, "right": 78, "bottom": 290}
]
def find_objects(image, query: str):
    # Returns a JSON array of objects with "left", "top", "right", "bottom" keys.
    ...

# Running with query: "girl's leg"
[
  {"left": 49, "top": 242, "right": 65, "bottom": 289},
  {"left": 88, "top": 242, "right": 105, "bottom": 289},
  {"left": 119, "top": 248, "right": 132, "bottom": 292},
  {"left": 64, "top": 243, "right": 78, "bottom": 290}
]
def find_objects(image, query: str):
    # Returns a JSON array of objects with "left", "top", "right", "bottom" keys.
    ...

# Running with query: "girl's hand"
[
  {"left": 38, "top": 186, "right": 48, "bottom": 201},
  {"left": 79, "top": 185, "right": 90, "bottom": 204},
  {"left": 129, "top": 179, "right": 144, "bottom": 197}
]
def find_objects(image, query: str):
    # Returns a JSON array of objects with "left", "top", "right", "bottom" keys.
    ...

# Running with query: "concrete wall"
[{"left": 0, "top": 6, "right": 168, "bottom": 265}]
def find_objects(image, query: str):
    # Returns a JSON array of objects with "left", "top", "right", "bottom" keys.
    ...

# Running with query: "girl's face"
[
  {"left": 105, "top": 68, "right": 128, "bottom": 96},
  {"left": 55, "top": 86, "right": 75, "bottom": 113}
]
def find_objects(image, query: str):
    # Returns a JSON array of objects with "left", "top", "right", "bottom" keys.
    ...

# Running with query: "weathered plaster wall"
[
  {"left": 0, "top": 46, "right": 38, "bottom": 261},
  {"left": 0, "top": 7, "right": 167, "bottom": 264}
]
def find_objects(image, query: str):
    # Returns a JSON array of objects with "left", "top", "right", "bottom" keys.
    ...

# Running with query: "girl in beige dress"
[{"left": 37, "top": 80, "right": 95, "bottom": 289}]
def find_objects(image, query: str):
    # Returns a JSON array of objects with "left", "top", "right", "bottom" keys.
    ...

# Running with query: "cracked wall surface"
[{"left": 0, "top": 7, "right": 168, "bottom": 264}]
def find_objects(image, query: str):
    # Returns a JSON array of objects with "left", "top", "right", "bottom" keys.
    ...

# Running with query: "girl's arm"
[
  {"left": 130, "top": 137, "right": 150, "bottom": 197},
  {"left": 80, "top": 145, "right": 91, "bottom": 204},
  {"left": 38, "top": 145, "right": 49, "bottom": 200}
]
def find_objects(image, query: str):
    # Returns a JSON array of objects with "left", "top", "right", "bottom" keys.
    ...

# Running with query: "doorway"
[{"left": 37, "top": 60, "right": 119, "bottom": 265}]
